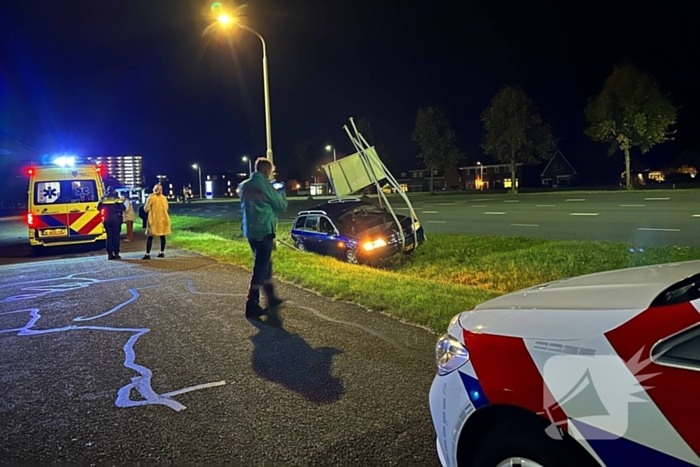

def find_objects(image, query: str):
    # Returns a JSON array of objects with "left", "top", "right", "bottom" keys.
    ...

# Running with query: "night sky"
[{"left": 1, "top": 0, "right": 698, "bottom": 185}]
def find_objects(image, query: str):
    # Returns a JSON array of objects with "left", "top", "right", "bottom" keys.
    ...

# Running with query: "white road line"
[
  {"left": 536, "top": 205, "right": 556, "bottom": 207},
  {"left": 428, "top": 220, "right": 447, "bottom": 224},
  {"left": 485, "top": 212, "right": 506, "bottom": 215},
  {"left": 511, "top": 223, "right": 538, "bottom": 227},
  {"left": 422, "top": 211, "right": 439, "bottom": 214},
  {"left": 692, "top": 215, "right": 700, "bottom": 218},
  {"left": 644, "top": 197, "right": 670, "bottom": 201},
  {"left": 472, "top": 198, "right": 492, "bottom": 202},
  {"left": 570, "top": 213, "right": 599, "bottom": 216},
  {"left": 504, "top": 200, "right": 520, "bottom": 203},
  {"left": 637, "top": 228, "right": 681, "bottom": 232},
  {"left": 472, "top": 205, "right": 488, "bottom": 207},
  {"left": 566, "top": 199, "right": 586, "bottom": 202},
  {"left": 620, "top": 204, "right": 646, "bottom": 207},
  {"left": 438, "top": 203, "right": 455, "bottom": 205},
  {"left": 216, "top": 214, "right": 223, "bottom": 217}
]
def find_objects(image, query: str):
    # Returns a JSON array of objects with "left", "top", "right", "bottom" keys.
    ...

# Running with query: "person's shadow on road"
[{"left": 249, "top": 309, "right": 344, "bottom": 404}]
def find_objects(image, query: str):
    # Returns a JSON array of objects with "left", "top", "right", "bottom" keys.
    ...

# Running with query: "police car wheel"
[
  {"left": 295, "top": 241, "right": 307, "bottom": 252},
  {"left": 345, "top": 249, "right": 359, "bottom": 264}
]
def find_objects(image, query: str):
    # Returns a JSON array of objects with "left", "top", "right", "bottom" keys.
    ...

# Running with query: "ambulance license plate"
[{"left": 42, "top": 228, "right": 67, "bottom": 237}]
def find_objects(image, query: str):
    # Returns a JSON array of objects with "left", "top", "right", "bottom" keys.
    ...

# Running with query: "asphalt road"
[
  {"left": 0, "top": 248, "right": 439, "bottom": 465},
  {"left": 170, "top": 191, "right": 700, "bottom": 247}
]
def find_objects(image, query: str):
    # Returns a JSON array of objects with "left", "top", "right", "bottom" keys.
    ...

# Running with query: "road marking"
[
  {"left": 472, "top": 205, "right": 488, "bottom": 207},
  {"left": 620, "top": 204, "right": 646, "bottom": 207},
  {"left": 162, "top": 381, "right": 227, "bottom": 398},
  {"left": 428, "top": 220, "right": 447, "bottom": 224},
  {"left": 644, "top": 197, "right": 670, "bottom": 200},
  {"left": 536, "top": 205, "right": 556, "bottom": 207},
  {"left": 438, "top": 203, "right": 455, "bottom": 205},
  {"left": 570, "top": 213, "right": 599, "bottom": 216},
  {"left": 692, "top": 215, "right": 700, "bottom": 218},
  {"left": 422, "top": 211, "right": 439, "bottom": 214},
  {"left": 504, "top": 200, "right": 520, "bottom": 203},
  {"left": 472, "top": 198, "right": 492, "bottom": 202},
  {"left": 512, "top": 223, "right": 538, "bottom": 227},
  {"left": 566, "top": 199, "right": 586, "bottom": 202},
  {"left": 216, "top": 214, "right": 223, "bottom": 217},
  {"left": 485, "top": 212, "right": 506, "bottom": 215},
  {"left": 637, "top": 228, "right": 681, "bottom": 232}
]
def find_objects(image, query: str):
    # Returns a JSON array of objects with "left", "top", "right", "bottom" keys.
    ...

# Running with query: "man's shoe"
[
  {"left": 157, "top": 252, "right": 165, "bottom": 258},
  {"left": 245, "top": 302, "right": 266, "bottom": 319},
  {"left": 108, "top": 255, "right": 115, "bottom": 260},
  {"left": 142, "top": 254, "right": 151, "bottom": 260},
  {"left": 263, "top": 283, "right": 284, "bottom": 307},
  {"left": 115, "top": 254, "right": 122, "bottom": 260}
]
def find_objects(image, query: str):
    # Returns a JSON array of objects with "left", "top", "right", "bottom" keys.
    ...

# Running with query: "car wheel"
[
  {"left": 295, "top": 241, "right": 307, "bottom": 252},
  {"left": 463, "top": 414, "right": 595, "bottom": 467},
  {"left": 345, "top": 249, "right": 359, "bottom": 264}
]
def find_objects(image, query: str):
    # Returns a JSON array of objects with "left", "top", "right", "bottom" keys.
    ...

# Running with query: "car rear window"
[{"left": 34, "top": 180, "right": 98, "bottom": 205}]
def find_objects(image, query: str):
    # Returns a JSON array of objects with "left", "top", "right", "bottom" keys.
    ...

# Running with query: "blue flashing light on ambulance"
[{"left": 26, "top": 155, "right": 108, "bottom": 248}]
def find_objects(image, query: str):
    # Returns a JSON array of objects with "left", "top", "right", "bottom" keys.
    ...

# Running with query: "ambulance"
[{"left": 27, "top": 156, "right": 107, "bottom": 248}]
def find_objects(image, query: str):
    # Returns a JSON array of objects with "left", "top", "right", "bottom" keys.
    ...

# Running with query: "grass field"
[{"left": 170, "top": 215, "right": 700, "bottom": 333}]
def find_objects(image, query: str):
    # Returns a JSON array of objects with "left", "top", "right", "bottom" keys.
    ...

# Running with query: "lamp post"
[
  {"left": 325, "top": 144, "right": 336, "bottom": 162},
  {"left": 477, "top": 161, "right": 483, "bottom": 191},
  {"left": 192, "top": 164, "right": 203, "bottom": 199},
  {"left": 242, "top": 155, "right": 252, "bottom": 176},
  {"left": 216, "top": 11, "right": 273, "bottom": 165}
]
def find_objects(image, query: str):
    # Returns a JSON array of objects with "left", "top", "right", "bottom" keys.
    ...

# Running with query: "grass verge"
[{"left": 170, "top": 216, "right": 700, "bottom": 333}]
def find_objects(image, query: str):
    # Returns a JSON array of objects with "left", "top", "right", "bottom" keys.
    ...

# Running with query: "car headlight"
[
  {"left": 363, "top": 238, "right": 387, "bottom": 251},
  {"left": 435, "top": 333, "right": 469, "bottom": 376}
]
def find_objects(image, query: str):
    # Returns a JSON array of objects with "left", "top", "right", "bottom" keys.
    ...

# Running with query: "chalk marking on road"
[
  {"left": 504, "top": 200, "right": 520, "bottom": 203},
  {"left": 472, "top": 205, "right": 488, "bottom": 208},
  {"left": 511, "top": 224, "right": 539, "bottom": 227},
  {"left": 161, "top": 381, "right": 227, "bottom": 398},
  {"left": 187, "top": 279, "right": 245, "bottom": 297},
  {"left": 0, "top": 279, "right": 238, "bottom": 412},
  {"left": 566, "top": 199, "right": 586, "bottom": 202},
  {"left": 644, "top": 197, "right": 670, "bottom": 201},
  {"left": 637, "top": 228, "right": 681, "bottom": 232},
  {"left": 428, "top": 221, "right": 447, "bottom": 224},
  {"left": 570, "top": 213, "right": 599, "bottom": 216},
  {"left": 536, "top": 205, "right": 556, "bottom": 207},
  {"left": 484, "top": 212, "right": 506, "bottom": 215},
  {"left": 422, "top": 211, "right": 439, "bottom": 214},
  {"left": 288, "top": 303, "right": 422, "bottom": 358},
  {"left": 620, "top": 204, "right": 646, "bottom": 207}
]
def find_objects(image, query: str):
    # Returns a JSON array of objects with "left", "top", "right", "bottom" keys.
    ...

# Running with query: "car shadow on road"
[{"left": 248, "top": 308, "right": 344, "bottom": 404}]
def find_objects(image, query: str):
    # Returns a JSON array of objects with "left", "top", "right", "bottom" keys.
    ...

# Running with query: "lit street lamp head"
[
  {"left": 325, "top": 145, "right": 332, "bottom": 151},
  {"left": 217, "top": 14, "right": 233, "bottom": 25},
  {"left": 192, "top": 164, "right": 199, "bottom": 169}
]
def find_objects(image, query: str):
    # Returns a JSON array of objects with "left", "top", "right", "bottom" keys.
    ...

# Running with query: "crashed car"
[
  {"left": 429, "top": 260, "right": 700, "bottom": 467},
  {"left": 290, "top": 198, "right": 424, "bottom": 264}
]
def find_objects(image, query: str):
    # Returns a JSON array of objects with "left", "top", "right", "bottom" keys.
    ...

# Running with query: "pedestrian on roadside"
[
  {"left": 142, "top": 184, "right": 171, "bottom": 260},
  {"left": 121, "top": 194, "right": 135, "bottom": 241},
  {"left": 239, "top": 157, "right": 288, "bottom": 318},
  {"left": 98, "top": 186, "right": 125, "bottom": 260}
]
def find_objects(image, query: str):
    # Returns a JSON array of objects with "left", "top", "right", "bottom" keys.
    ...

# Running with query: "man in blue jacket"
[{"left": 240, "top": 157, "right": 288, "bottom": 318}]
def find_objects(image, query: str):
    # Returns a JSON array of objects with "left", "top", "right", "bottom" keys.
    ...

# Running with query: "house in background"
[
  {"left": 540, "top": 150, "right": 577, "bottom": 188},
  {"left": 460, "top": 163, "right": 523, "bottom": 190}
]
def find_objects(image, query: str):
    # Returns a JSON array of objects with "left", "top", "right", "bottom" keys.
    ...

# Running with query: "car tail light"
[{"left": 27, "top": 213, "right": 34, "bottom": 227}]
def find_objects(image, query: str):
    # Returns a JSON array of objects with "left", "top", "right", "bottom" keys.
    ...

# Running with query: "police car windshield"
[{"left": 34, "top": 180, "right": 98, "bottom": 205}]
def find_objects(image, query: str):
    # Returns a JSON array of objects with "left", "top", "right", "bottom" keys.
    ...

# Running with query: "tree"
[
  {"left": 411, "top": 106, "right": 462, "bottom": 192},
  {"left": 481, "top": 86, "right": 556, "bottom": 193},
  {"left": 584, "top": 61, "right": 677, "bottom": 190}
]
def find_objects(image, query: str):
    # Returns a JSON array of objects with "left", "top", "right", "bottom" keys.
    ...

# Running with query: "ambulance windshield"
[{"left": 34, "top": 180, "right": 98, "bottom": 204}]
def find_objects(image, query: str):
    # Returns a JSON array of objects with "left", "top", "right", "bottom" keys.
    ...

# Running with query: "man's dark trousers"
[
  {"left": 105, "top": 222, "right": 122, "bottom": 257},
  {"left": 248, "top": 235, "right": 274, "bottom": 288}
]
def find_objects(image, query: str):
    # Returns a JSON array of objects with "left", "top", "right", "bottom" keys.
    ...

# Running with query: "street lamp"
[
  {"left": 242, "top": 155, "right": 252, "bottom": 176},
  {"left": 477, "top": 161, "right": 483, "bottom": 191},
  {"left": 215, "top": 7, "right": 274, "bottom": 165},
  {"left": 325, "top": 145, "right": 336, "bottom": 162},
  {"left": 192, "top": 164, "right": 203, "bottom": 199}
]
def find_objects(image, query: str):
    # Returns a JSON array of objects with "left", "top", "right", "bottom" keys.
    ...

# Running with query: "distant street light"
[
  {"left": 214, "top": 5, "right": 274, "bottom": 165},
  {"left": 242, "top": 155, "right": 252, "bottom": 176},
  {"left": 192, "top": 164, "right": 203, "bottom": 199},
  {"left": 477, "top": 161, "right": 483, "bottom": 191},
  {"left": 325, "top": 145, "right": 336, "bottom": 162}
]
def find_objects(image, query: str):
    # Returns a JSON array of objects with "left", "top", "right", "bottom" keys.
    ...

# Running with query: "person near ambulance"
[
  {"left": 98, "top": 186, "right": 125, "bottom": 260},
  {"left": 239, "top": 157, "right": 288, "bottom": 318},
  {"left": 142, "top": 184, "right": 171, "bottom": 259},
  {"left": 121, "top": 194, "right": 135, "bottom": 241}
]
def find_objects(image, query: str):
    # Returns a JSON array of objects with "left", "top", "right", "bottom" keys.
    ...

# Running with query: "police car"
[
  {"left": 430, "top": 260, "right": 700, "bottom": 466},
  {"left": 27, "top": 156, "right": 107, "bottom": 248}
]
